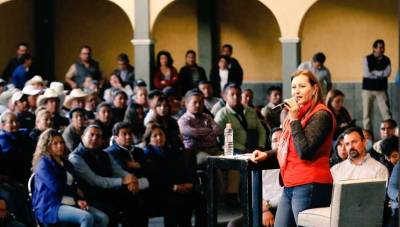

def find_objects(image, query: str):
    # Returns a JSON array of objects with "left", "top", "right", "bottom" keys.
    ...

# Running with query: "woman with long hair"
[
  {"left": 31, "top": 129, "right": 108, "bottom": 227},
  {"left": 325, "top": 89, "right": 353, "bottom": 139},
  {"left": 153, "top": 51, "right": 180, "bottom": 93},
  {"left": 252, "top": 70, "right": 336, "bottom": 226}
]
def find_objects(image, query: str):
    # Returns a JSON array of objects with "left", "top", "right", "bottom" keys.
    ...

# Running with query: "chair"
[{"left": 298, "top": 179, "right": 386, "bottom": 227}]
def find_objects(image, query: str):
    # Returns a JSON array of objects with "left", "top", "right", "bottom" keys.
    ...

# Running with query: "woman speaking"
[{"left": 252, "top": 70, "right": 336, "bottom": 226}]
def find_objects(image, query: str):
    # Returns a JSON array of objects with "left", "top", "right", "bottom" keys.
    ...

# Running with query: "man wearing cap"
[
  {"left": 65, "top": 45, "right": 102, "bottom": 89},
  {"left": 22, "top": 85, "right": 42, "bottom": 113},
  {"left": 37, "top": 88, "right": 69, "bottom": 130},
  {"left": 298, "top": 52, "right": 332, "bottom": 97},
  {"left": 12, "top": 91, "right": 35, "bottom": 130}
]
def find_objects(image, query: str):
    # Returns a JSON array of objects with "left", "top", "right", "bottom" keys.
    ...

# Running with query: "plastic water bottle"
[{"left": 224, "top": 123, "right": 234, "bottom": 156}]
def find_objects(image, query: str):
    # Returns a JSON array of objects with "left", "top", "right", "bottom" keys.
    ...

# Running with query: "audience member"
[
  {"left": 65, "top": 45, "right": 102, "bottom": 89},
  {"left": 32, "top": 129, "right": 109, "bottom": 226},
  {"left": 12, "top": 91, "right": 35, "bottom": 130},
  {"left": 0, "top": 112, "right": 34, "bottom": 184},
  {"left": 110, "top": 89, "right": 128, "bottom": 123},
  {"left": 331, "top": 127, "right": 389, "bottom": 182},
  {"left": 113, "top": 53, "right": 135, "bottom": 87},
  {"left": 329, "top": 133, "right": 348, "bottom": 167},
  {"left": 261, "top": 86, "right": 282, "bottom": 129},
  {"left": 374, "top": 119, "right": 397, "bottom": 153},
  {"left": 93, "top": 102, "right": 113, "bottom": 144},
  {"left": 11, "top": 54, "right": 33, "bottom": 89},
  {"left": 178, "top": 90, "right": 221, "bottom": 167},
  {"left": 84, "top": 92, "right": 99, "bottom": 121},
  {"left": 123, "top": 103, "right": 146, "bottom": 143},
  {"left": 298, "top": 52, "right": 332, "bottom": 97},
  {"left": 362, "top": 39, "right": 392, "bottom": 131},
  {"left": 29, "top": 109, "right": 52, "bottom": 144},
  {"left": 63, "top": 88, "right": 88, "bottom": 115},
  {"left": 143, "top": 124, "right": 197, "bottom": 227},
  {"left": 325, "top": 89, "right": 354, "bottom": 139},
  {"left": 210, "top": 55, "right": 241, "bottom": 97},
  {"left": 2, "top": 43, "right": 29, "bottom": 82},
  {"left": 387, "top": 162, "right": 400, "bottom": 227},
  {"left": 152, "top": 51, "right": 180, "bottom": 94},
  {"left": 0, "top": 197, "right": 25, "bottom": 227},
  {"left": 147, "top": 96, "right": 183, "bottom": 150},
  {"left": 221, "top": 44, "right": 243, "bottom": 86},
  {"left": 198, "top": 81, "right": 220, "bottom": 111},
  {"left": 68, "top": 125, "right": 148, "bottom": 226},
  {"left": 103, "top": 74, "right": 133, "bottom": 103},
  {"left": 62, "top": 108, "right": 86, "bottom": 152},
  {"left": 380, "top": 136, "right": 399, "bottom": 173},
  {"left": 37, "top": 88, "right": 69, "bottom": 130},
  {"left": 22, "top": 84, "right": 42, "bottom": 113},
  {"left": 179, "top": 50, "right": 207, "bottom": 95}
]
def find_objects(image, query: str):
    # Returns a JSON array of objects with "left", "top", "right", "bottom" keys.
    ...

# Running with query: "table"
[{"left": 206, "top": 155, "right": 278, "bottom": 227}]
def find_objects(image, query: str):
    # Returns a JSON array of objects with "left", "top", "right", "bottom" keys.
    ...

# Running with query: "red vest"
[{"left": 281, "top": 103, "right": 336, "bottom": 187}]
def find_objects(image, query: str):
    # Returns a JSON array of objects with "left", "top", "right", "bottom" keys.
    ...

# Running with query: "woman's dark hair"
[
  {"left": 156, "top": 51, "right": 174, "bottom": 67},
  {"left": 153, "top": 96, "right": 171, "bottom": 116},
  {"left": 124, "top": 103, "right": 145, "bottom": 126},
  {"left": 325, "top": 89, "right": 345, "bottom": 112},
  {"left": 143, "top": 123, "right": 164, "bottom": 146},
  {"left": 110, "top": 73, "right": 126, "bottom": 87},
  {"left": 217, "top": 55, "right": 230, "bottom": 66},
  {"left": 380, "top": 136, "right": 399, "bottom": 157}
]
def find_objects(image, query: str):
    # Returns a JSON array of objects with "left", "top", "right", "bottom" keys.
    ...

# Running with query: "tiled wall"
[{"left": 242, "top": 82, "right": 399, "bottom": 138}]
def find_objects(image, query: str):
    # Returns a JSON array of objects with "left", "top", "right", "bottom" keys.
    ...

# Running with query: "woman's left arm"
[{"left": 290, "top": 111, "right": 333, "bottom": 160}]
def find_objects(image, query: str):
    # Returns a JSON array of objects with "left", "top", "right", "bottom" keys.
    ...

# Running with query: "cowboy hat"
[
  {"left": 37, "top": 88, "right": 60, "bottom": 107},
  {"left": 63, "top": 88, "right": 88, "bottom": 109}
]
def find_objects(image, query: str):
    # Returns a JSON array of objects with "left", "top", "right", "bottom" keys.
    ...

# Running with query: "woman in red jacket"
[
  {"left": 152, "top": 51, "right": 180, "bottom": 94},
  {"left": 252, "top": 70, "right": 336, "bottom": 226}
]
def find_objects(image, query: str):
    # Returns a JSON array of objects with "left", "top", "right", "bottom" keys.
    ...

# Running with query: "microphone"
[{"left": 271, "top": 97, "right": 297, "bottom": 111}]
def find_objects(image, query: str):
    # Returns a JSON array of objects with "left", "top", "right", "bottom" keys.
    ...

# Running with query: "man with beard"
[{"left": 330, "top": 127, "right": 389, "bottom": 182}]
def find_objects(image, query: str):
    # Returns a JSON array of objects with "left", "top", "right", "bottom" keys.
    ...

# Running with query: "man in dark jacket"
[
  {"left": 113, "top": 53, "right": 135, "bottom": 87},
  {"left": 179, "top": 50, "right": 207, "bottom": 95},
  {"left": 69, "top": 125, "right": 148, "bottom": 226}
]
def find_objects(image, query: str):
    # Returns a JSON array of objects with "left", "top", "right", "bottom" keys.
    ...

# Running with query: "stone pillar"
[
  {"left": 197, "top": 0, "right": 218, "bottom": 76},
  {"left": 34, "top": 0, "right": 54, "bottom": 81},
  {"left": 280, "top": 37, "right": 301, "bottom": 99},
  {"left": 133, "top": 0, "right": 154, "bottom": 88}
]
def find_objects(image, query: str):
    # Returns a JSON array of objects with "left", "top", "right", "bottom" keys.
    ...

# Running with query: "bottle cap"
[{"left": 226, "top": 123, "right": 232, "bottom": 129}]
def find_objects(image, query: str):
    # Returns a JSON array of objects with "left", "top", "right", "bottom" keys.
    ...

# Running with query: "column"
[
  {"left": 280, "top": 37, "right": 301, "bottom": 99},
  {"left": 197, "top": 0, "right": 219, "bottom": 76},
  {"left": 133, "top": 0, "right": 154, "bottom": 88},
  {"left": 34, "top": 0, "right": 54, "bottom": 81}
]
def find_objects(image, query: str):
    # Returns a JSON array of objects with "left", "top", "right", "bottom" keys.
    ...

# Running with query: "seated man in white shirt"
[
  {"left": 331, "top": 127, "right": 389, "bottom": 182},
  {"left": 228, "top": 127, "right": 283, "bottom": 227}
]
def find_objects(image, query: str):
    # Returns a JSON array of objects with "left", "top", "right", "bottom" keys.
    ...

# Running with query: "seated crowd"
[{"left": 0, "top": 42, "right": 398, "bottom": 227}]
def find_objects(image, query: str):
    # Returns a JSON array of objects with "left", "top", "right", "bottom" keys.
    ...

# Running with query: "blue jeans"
[
  {"left": 57, "top": 205, "right": 109, "bottom": 227},
  {"left": 275, "top": 183, "right": 332, "bottom": 227}
]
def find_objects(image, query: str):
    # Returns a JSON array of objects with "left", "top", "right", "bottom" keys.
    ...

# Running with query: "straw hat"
[
  {"left": 0, "top": 87, "right": 20, "bottom": 106},
  {"left": 26, "top": 75, "right": 45, "bottom": 86},
  {"left": 63, "top": 88, "right": 88, "bottom": 109},
  {"left": 22, "top": 85, "right": 42, "bottom": 96},
  {"left": 37, "top": 88, "right": 60, "bottom": 107},
  {"left": 11, "top": 91, "right": 25, "bottom": 104}
]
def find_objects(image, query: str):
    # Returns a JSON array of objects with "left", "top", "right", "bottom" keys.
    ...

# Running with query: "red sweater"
[
  {"left": 152, "top": 67, "right": 179, "bottom": 90},
  {"left": 281, "top": 103, "right": 336, "bottom": 187}
]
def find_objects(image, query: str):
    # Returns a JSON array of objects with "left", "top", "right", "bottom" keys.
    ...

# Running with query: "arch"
[
  {"left": 53, "top": 0, "right": 135, "bottom": 80},
  {"left": 300, "top": 0, "right": 398, "bottom": 81},
  {"left": 0, "top": 0, "right": 134, "bottom": 30},
  {"left": 150, "top": 0, "right": 175, "bottom": 30},
  {"left": 217, "top": 0, "right": 282, "bottom": 81},
  {"left": 151, "top": 0, "right": 198, "bottom": 70},
  {"left": 257, "top": 0, "right": 318, "bottom": 38}
]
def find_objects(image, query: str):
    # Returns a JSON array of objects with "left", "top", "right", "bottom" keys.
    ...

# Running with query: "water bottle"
[{"left": 224, "top": 123, "right": 234, "bottom": 156}]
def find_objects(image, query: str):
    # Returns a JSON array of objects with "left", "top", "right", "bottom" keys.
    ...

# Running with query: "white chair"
[{"left": 298, "top": 179, "right": 386, "bottom": 227}]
